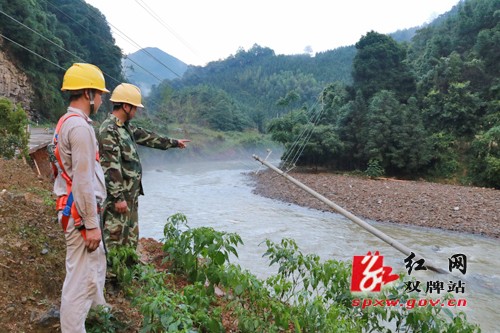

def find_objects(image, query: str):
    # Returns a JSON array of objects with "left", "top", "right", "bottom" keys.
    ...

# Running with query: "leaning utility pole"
[{"left": 253, "top": 154, "right": 445, "bottom": 274}]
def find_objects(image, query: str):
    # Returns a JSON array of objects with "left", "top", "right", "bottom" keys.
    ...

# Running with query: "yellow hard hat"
[
  {"left": 110, "top": 83, "right": 144, "bottom": 107},
  {"left": 61, "top": 63, "right": 110, "bottom": 93}
]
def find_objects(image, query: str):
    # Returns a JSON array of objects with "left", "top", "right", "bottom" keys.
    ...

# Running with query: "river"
[
  {"left": 27, "top": 123, "right": 499, "bottom": 331},
  {"left": 138, "top": 157, "right": 499, "bottom": 332}
]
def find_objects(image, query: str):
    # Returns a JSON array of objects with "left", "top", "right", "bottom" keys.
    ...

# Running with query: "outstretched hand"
[{"left": 177, "top": 139, "right": 190, "bottom": 149}]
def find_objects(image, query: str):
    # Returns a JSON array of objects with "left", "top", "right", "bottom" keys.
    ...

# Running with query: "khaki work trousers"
[{"left": 59, "top": 212, "right": 107, "bottom": 333}]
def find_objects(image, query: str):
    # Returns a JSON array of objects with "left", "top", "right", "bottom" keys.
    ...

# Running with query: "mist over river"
[{"left": 139, "top": 158, "right": 500, "bottom": 332}]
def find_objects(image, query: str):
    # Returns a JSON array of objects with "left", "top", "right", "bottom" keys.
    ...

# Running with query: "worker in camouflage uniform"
[{"left": 98, "top": 83, "right": 190, "bottom": 249}]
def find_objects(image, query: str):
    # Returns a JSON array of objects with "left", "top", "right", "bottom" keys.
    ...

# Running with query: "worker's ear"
[{"left": 83, "top": 89, "right": 94, "bottom": 100}]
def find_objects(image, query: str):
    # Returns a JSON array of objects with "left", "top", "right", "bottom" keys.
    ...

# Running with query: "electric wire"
[
  {"left": 105, "top": 22, "right": 182, "bottom": 80},
  {"left": 286, "top": 100, "right": 324, "bottom": 168},
  {"left": 40, "top": 0, "right": 182, "bottom": 112},
  {"left": 46, "top": 0, "right": 163, "bottom": 82},
  {"left": 258, "top": 95, "right": 324, "bottom": 178},
  {"left": 0, "top": 33, "right": 66, "bottom": 72},
  {"left": 0, "top": 28, "right": 158, "bottom": 114},
  {"left": 0, "top": 9, "right": 121, "bottom": 86},
  {"left": 84, "top": 1, "right": 183, "bottom": 79},
  {"left": 129, "top": 1, "right": 325, "bottom": 169},
  {"left": 0, "top": 10, "right": 82, "bottom": 61},
  {"left": 279, "top": 96, "right": 324, "bottom": 172},
  {"left": 0, "top": 29, "right": 169, "bottom": 128},
  {"left": 280, "top": 104, "right": 318, "bottom": 164},
  {"left": 1, "top": 0, "right": 320, "bottom": 161},
  {"left": 134, "top": 0, "right": 200, "bottom": 62},
  {"left": 1, "top": 10, "right": 319, "bottom": 174},
  {"left": 44, "top": 0, "right": 171, "bottom": 82}
]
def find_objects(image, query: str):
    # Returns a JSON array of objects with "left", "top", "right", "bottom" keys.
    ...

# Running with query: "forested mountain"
[
  {"left": 0, "top": 0, "right": 123, "bottom": 121},
  {"left": 123, "top": 47, "right": 187, "bottom": 96},
  {"left": 147, "top": 45, "right": 357, "bottom": 133},
  {"left": 146, "top": 0, "right": 499, "bottom": 188},
  {"left": 268, "top": 0, "right": 499, "bottom": 187},
  {"left": 144, "top": 27, "right": 416, "bottom": 126},
  {"left": 0, "top": 0, "right": 497, "bottom": 187},
  {"left": 145, "top": 26, "right": 419, "bottom": 132}
]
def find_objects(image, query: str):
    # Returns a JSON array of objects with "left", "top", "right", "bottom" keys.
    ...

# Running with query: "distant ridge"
[{"left": 123, "top": 47, "right": 188, "bottom": 95}]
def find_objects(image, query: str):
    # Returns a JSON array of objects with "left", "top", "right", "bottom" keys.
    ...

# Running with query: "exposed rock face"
[{"left": 0, "top": 46, "right": 33, "bottom": 115}]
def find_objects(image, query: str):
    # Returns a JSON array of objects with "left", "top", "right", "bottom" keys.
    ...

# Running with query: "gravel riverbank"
[{"left": 249, "top": 170, "right": 499, "bottom": 239}]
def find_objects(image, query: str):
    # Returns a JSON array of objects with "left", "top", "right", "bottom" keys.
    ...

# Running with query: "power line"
[
  {"left": 0, "top": 10, "right": 80, "bottom": 61},
  {"left": 0, "top": 30, "right": 152, "bottom": 113},
  {"left": 0, "top": 33, "right": 66, "bottom": 72},
  {"left": 83, "top": 1, "right": 183, "bottom": 79},
  {"left": 134, "top": 0, "right": 200, "bottom": 61},
  {"left": 280, "top": 96, "right": 324, "bottom": 172},
  {"left": 0, "top": 7, "right": 125, "bottom": 86},
  {"left": 1, "top": 1, "right": 190, "bottom": 116},
  {"left": 0, "top": 30, "right": 169, "bottom": 121},
  {"left": 44, "top": 0, "right": 170, "bottom": 83}
]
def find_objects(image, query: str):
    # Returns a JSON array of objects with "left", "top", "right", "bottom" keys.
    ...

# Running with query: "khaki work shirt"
[{"left": 53, "top": 107, "right": 106, "bottom": 229}]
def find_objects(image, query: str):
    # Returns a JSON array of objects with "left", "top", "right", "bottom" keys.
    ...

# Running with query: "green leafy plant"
[
  {"left": 86, "top": 305, "right": 126, "bottom": 333},
  {"left": 107, "top": 245, "right": 139, "bottom": 292},
  {"left": 365, "top": 158, "right": 385, "bottom": 178},
  {"left": 105, "top": 214, "right": 480, "bottom": 332},
  {"left": 0, "top": 98, "right": 29, "bottom": 159},
  {"left": 162, "top": 213, "right": 243, "bottom": 288}
]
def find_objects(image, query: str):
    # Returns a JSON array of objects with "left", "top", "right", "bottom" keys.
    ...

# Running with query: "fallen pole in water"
[{"left": 253, "top": 154, "right": 446, "bottom": 274}]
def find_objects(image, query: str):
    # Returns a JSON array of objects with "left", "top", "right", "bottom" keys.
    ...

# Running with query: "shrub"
[{"left": 0, "top": 98, "right": 29, "bottom": 159}]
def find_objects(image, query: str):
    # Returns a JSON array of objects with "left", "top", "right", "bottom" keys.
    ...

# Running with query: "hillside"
[
  {"left": 0, "top": 0, "right": 123, "bottom": 121},
  {"left": 149, "top": 0, "right": 498, "bottom": 189},
  {"left": 0, "top": 159, "right": 145, "bottom": 332},
  {"left": 123, "top": 47, "right": 188, "bottom": 95}
]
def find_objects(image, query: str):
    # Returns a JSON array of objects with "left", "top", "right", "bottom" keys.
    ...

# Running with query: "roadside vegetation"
[{"left": 0, "top": 97, "right": 29, "bottom": 159}]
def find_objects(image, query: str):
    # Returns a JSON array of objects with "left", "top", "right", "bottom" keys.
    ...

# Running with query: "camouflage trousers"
[{"left": 103, "top": 198, "right": 139, "bottom": 249}]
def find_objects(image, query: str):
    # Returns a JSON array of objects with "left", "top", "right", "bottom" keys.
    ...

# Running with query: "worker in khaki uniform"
[
  {"left": 52, "top": 63, "right": 109, "bottom": 333},
  {"left": 98, "top": 83, "right": 189, "bottom": 250}
]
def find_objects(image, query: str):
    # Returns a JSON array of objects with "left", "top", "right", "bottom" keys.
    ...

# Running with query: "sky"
[{"left": 84, "top": 0, "right": 460, "bottom": 67}]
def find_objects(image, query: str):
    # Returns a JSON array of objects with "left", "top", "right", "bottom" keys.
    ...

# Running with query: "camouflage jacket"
[{"left": 98, "top": 114, "right": 179, "bottom": 203}]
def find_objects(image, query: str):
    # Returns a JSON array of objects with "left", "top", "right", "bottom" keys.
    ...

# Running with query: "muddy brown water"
[{"left": 139, "top": 159, "right": 500, "bottom": 332}]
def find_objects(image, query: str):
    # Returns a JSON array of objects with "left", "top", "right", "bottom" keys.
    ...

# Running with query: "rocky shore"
[{"left": 249, "top": 170, "right": 499, "bottom": 239}]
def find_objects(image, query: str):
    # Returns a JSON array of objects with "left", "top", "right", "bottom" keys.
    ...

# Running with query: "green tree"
[
  {"left": 423, "top": 79, "right": 482, "bottom": 138},
  {"left": 0, "top": 98, "right": 29, "bottom": 159},
  {"left": 468, "top": 125, "right": 500, "bottom": 188},
  {"left": 334, "top": 91, "right": 368, "bottom": 170},
  {"left": 162, "top": 85, "right": 252, "bottom": 131},
  {"left": 352, "top": 31, "right": 416, "bottom": 102},
  {"left": 295, "top": 124, "right": 342, "bottom": 169},
  {"left": 0, "top": 0, "right": 123, "bottom": 121},
  {"left": 267, "top": 109, "right": 309, "bottom": 146},
  {"left": 319, "top": 82, "right": 351, "bottom": 125},
  {"left": 364, "top": 91, "right": 431, "bottom": 175}
]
